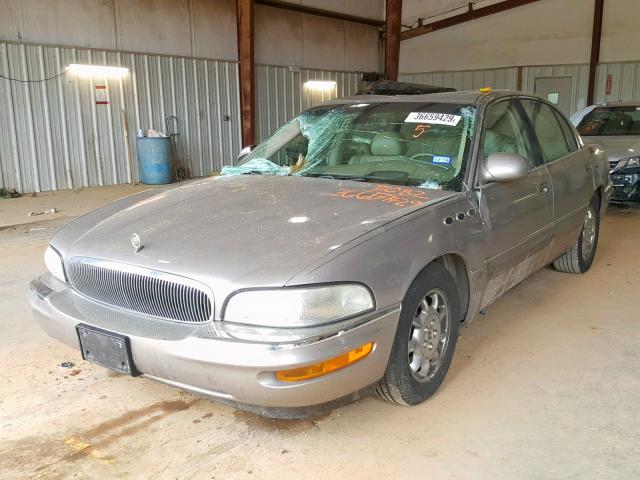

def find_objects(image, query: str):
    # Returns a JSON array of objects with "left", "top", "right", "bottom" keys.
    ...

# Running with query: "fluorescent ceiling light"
[
  {"left": 304, "top": 80, "right": 337, "bottom": 90},
  {"left": 68, "top": 64, "right": 129, "bottom": 78}
]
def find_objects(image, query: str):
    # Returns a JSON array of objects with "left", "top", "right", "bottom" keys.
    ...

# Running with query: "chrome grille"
[{"left": 67, "top": 258, "right": 213, "bottom": 323}]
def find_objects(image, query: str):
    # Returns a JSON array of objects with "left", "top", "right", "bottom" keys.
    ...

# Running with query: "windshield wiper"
[
  {"left": 300, "top": 172, "right": 425, "bottom": 187},
  {"left": 300, "top": 172, "right": 367, "bottom": 182}
]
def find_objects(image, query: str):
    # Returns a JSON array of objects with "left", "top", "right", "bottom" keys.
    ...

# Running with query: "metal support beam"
[
  {"left": 237, "top": 0, "right": 255, "bottom": 147},
  {"left": 516, "top": 66, "right": 523, "bottom": 91},
  {"left": 400, "top": 0, "right": 541, "bottom": 41},
  {"left": 587, "top": 0, "right": 604, "bottom": 105},
  {"left": 385, "top": 0, "right": 402, "bottom": 81},
  {"left": 254, "top": 0, "right": 383, "bottom": 27}
]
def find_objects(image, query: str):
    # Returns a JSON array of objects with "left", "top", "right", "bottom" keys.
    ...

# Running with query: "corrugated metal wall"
[
  {"left": 9, "top": 39, "right": 636, "bottom": 194},
  {"left": 401, "top": 62, "right": 640, "bottom": 116},
  {"left": 400, "top": 65, "right": 590, "bottom": 115},
  {"left": 255, "top": 64, "right": 361, "bottom": 141},
  {"left": 0, "top": 41, "right": 364, "bottom": 192},
  {"left": 521, "top": 64, "right": 590, "bottom": 115},
  {"left": 0, "top": 41, "right": 242, "bottom": 193},
  {"left": 399, "top": 68, "right": 518, "bottom": 91},
  {"left": 594, "top": 61, "right": 640, "bottom": 103}
]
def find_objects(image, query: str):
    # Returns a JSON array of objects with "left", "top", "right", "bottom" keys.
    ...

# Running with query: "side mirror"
[
  {"left": 481, "top": 153, "right": 530, "bottom": 182},
  {"left": 237, "top": 144, "right": 256, "bottom": 162}
]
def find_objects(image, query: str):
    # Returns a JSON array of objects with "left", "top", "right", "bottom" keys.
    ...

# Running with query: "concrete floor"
[{"left": 1, "top": 186, "right": 639, "bottom": 480}]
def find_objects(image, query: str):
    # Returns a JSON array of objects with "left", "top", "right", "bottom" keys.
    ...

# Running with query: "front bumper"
[
  {"left": 610, "top": 173, "right": 640, "bottom": 202},
  {"left": 28, "top": 275, "right": 400, "bottom": 410}
]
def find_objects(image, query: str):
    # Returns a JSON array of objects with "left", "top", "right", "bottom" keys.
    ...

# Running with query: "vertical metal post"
[
  {"left": 385, "top": 0, "right": 402, "bottom": 81},
  {"left": 237, "top": 0, "right": 255, "bottom": 147},
  {"left": 516, "top": 66, "right": 523, "bottom": 91},
  {"left": 587, "top": 0, "right": 604, "bottom": 105}
]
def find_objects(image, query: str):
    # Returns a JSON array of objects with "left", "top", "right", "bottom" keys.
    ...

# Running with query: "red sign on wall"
[
  {"left": 605, "top": 75, "right": 613, "bottom": 95},
  {"left": 95, "top": 85, "right": 109, "bottom": 105}
]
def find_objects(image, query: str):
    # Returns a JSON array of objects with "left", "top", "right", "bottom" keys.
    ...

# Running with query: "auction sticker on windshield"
[
  {"left": 404, "top": 112, "right": 461, "bottom": 126},
  {"left": 432, "top": 155, "right": 452, "bottom": 165}
]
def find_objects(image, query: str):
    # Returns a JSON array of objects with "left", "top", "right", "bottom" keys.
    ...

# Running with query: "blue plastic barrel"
[{"left": 136, "top": 137, "right": 172, "bottom": 184}]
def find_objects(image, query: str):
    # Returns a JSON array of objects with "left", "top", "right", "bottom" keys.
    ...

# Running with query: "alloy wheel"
[
  {"left": 581, "top": 206, "right": 597, "bottom": 260},
  {"left": 407, "top": 288, "right": 452, "bottom": 382}
]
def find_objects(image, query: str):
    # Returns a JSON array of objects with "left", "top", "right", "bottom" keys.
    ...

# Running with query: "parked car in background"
[
  {"left": 572, "top": 101, "right": 640, "bottom": 202},
  {"left": 29, "top": 90, "right": 611, "bottom": 417}
]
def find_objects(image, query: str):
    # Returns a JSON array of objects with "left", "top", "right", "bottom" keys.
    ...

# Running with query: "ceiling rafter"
[{"left": 400, "top": 0, "right": 542, "bottom": 41}]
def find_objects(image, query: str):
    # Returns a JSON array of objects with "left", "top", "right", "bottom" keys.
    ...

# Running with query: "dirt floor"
[
  {"left": 1, "top": 187, "right": 638, "bottom": 480},
  {"left": 0, "top": 184, "right": 158, "bottom": 229}
]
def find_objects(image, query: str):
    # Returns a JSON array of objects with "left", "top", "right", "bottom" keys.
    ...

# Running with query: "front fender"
[{"left": 286, "top": 195, "right": 486, "bottom": 322}]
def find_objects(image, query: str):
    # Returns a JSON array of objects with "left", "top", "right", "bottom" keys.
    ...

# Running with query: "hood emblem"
[{"left": 131, "top": 233, "right": 143, "bottom": 253}]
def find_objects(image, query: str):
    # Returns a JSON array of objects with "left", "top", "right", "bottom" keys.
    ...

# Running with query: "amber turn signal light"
[{"left": 276, "top": 342, "right": 374, "bottom": 382}]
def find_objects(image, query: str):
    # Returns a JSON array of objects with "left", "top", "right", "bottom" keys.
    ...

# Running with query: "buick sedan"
[{"left": 29, "top": 90, "right": 612, "bottom": 417}]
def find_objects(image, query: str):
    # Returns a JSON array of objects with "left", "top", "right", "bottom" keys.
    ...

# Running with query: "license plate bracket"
[{"left": 76, "top": 324, "right": 139, "bottom": 376}]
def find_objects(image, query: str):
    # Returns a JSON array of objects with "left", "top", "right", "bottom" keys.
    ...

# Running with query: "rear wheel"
[
  {"left": 376, "top": 263, "right": 461, "bottom": 405},
  {"left": 553, "top": 195, "right": 600, "bottom": 274}
]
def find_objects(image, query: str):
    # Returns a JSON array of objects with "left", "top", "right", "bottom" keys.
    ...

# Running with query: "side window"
[
  {"left": 482, "top": 100, "right": 537, "bottom": 167},
  {"left": 520, "top": 100, "right": 572, "bottom": 163},
  {"left": 552, "top": 109, "right": 579, "bottom": 151}
]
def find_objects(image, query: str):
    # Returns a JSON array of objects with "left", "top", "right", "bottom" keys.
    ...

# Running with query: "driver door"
[{"left": 476, "top": 99, "right": 554, "bottom": 308}]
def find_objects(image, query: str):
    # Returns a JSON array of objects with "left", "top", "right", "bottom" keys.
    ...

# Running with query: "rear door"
[
  {"left": 520, "top": 99, "right": 594, "bottom": 256},
  {"left": 475, "top": 99, "right": 554, "bottom": 308}
]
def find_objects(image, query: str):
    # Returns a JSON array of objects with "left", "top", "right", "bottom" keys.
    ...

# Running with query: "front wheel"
[
  {"left": 553, "top": 195, "right": 600, "bottom": 274},
  {"left": 376, "top": 263, "right": 461, "bottom": 406}
]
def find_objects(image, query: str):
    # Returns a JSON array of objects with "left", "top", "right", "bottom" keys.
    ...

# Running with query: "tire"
[
  {"left": 376, "top": 263, "right": 461, "bottom": 406},
  {"left": 553, "top": 195, "right": 600, "bottom": 274}
]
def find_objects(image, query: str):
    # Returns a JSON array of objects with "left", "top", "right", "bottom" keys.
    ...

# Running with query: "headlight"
[
  {"left": 44, "top": 246, "right": 67, "bottom": 283},
  {"left": 614, "top": 156, "right": 640, "bottom": 171},
  {"left": 223, "top": 284, "right": 374, "bottom": 328}
]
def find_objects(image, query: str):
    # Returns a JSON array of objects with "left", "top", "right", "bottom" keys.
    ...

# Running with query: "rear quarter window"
[
  {"left": 521, "top": 100, "right": 572, "bottom": 163},
  {"left": 553, "top": 109, "right": 578, "bottom": 151}
]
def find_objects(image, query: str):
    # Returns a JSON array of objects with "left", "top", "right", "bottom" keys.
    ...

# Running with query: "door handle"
[{"left": 539, "top": 183, "right": 549, "bottom": 194}]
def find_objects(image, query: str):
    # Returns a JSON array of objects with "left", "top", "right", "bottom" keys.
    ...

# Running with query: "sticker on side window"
[
  {"left": 432, "top": 155, "right": 452, "bottom": 165},
  {"left": 404, "top": 112, "right": 462, "bottom": 126}
]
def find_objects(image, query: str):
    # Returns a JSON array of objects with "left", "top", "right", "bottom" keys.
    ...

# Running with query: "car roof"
[
  {"left": 320, "top": 89, "right": 525, "bottom": 107},
  {"left": 594, "top": 100, "right": 640, "bottom": 107}
]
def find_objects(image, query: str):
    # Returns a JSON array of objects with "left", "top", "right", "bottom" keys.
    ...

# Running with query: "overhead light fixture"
[
  {"left": 67, "top": 64, "right": 129, "bottom": 78},
  {"left": 304, "top": 80, "right": 337, "bottom": 90}
]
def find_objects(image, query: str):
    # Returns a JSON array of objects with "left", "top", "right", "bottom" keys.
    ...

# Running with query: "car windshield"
[
  {"left": 576, "top": 106, "right": 640, "bottom": 136},
  {"left": 229, "top": 102, "right": 477, "bottom": 191}
]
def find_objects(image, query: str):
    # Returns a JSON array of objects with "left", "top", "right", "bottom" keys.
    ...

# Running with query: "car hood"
[
  {"left": 584, "top": 136, "right": 640, "bottom": 165},
  {"left": 53, "top": 175, "right": 455, "bottom": 301}
]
